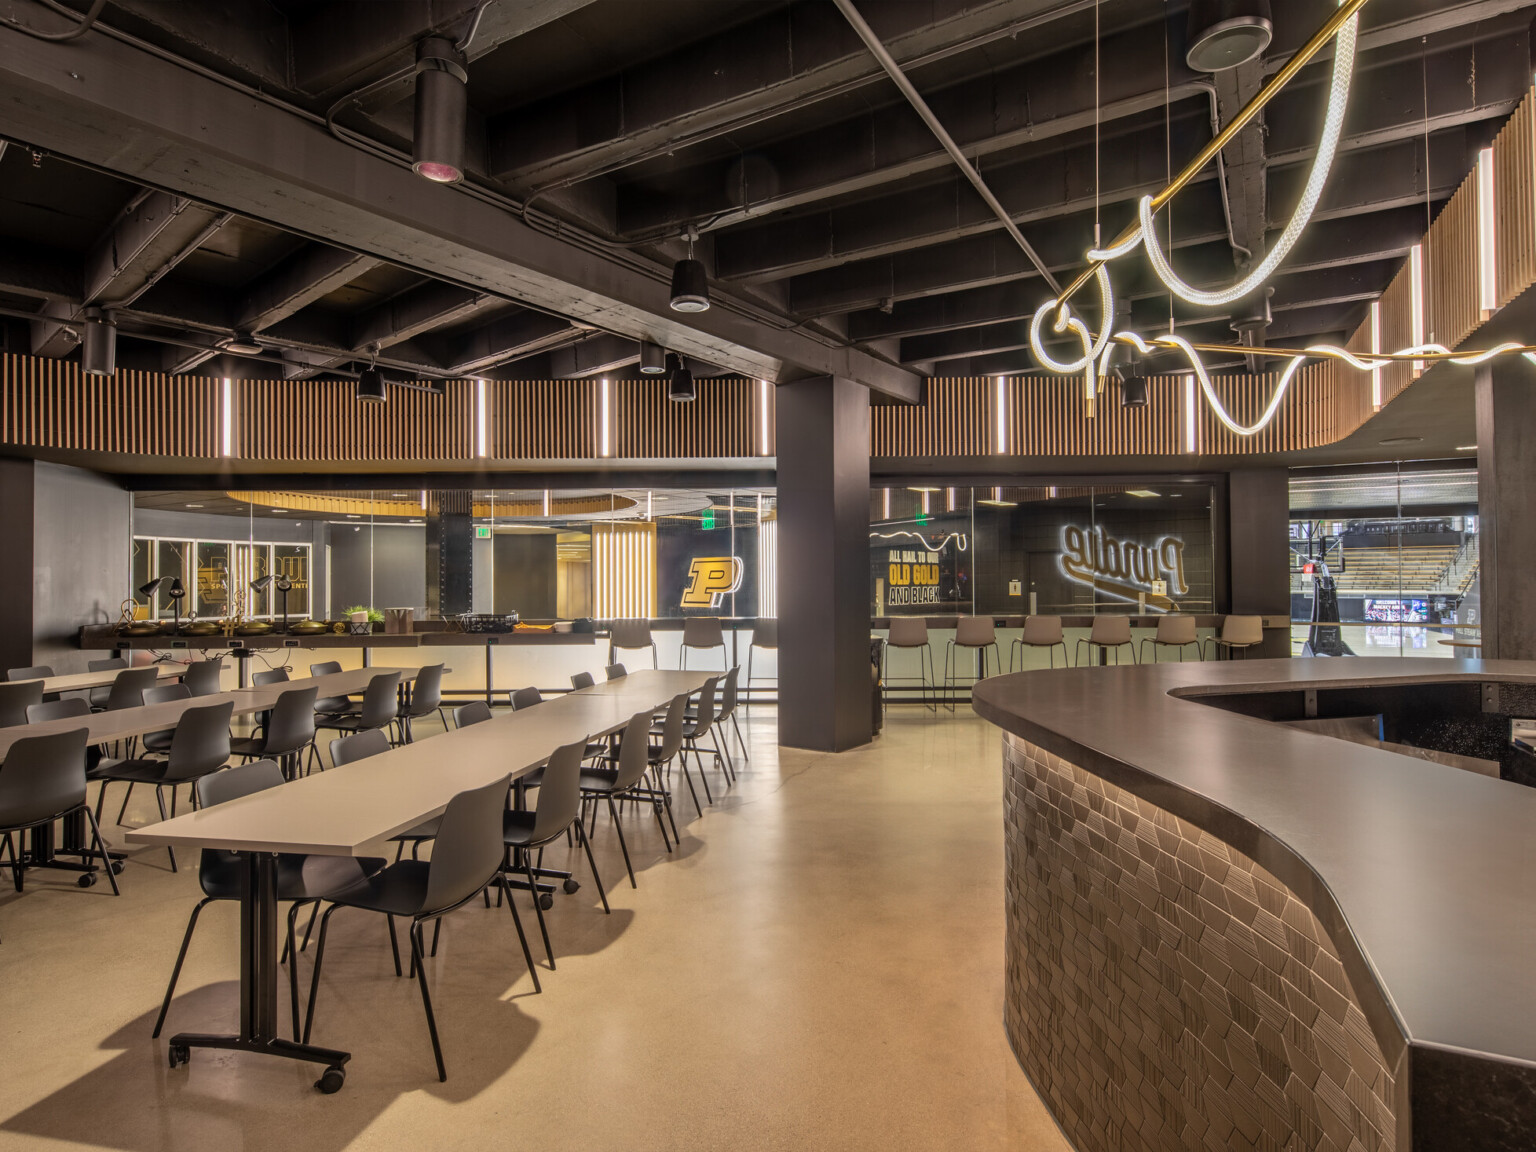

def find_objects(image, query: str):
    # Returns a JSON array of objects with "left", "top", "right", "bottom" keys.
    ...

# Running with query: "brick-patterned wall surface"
[{"left": 1003, "top": 736, "right": 1399, "bottom": 1152}]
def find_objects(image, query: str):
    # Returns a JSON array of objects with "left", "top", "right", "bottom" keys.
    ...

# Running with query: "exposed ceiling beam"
[
  {"left": 236, "top": 244, "right": 382, "bottom": 333},
  {"left": 423, "top": 308, "right": 581, "bottom": 375},
  {"left": 350, "top": 279, "right": 500, "bottom": 352},
  {"left": 502, "top": 332, "right": 639, "bottom": 380},
  {"left": 1268, "top": 0, "right": 1536, "bottom": 64},
  {"left": 0, "top": 27, "right": 921, "bottom": 400},
  {"left": 55, "top": 0, "right": 291, "bottom": 90},
  {"left": 487, "top": 0, "right": 1105, "bottom": 190}
]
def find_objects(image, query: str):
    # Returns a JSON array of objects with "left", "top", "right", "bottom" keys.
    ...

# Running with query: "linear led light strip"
[{"left": 870, "top": 530, "right": 969, "bottom": 551}]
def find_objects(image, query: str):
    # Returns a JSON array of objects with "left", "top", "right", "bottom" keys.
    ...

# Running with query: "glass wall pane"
[
  {"left": 130, "top": 539, "right": 151, "bottom": 619},
  {"left": 274, "top": 545, "right": 309, "bottom": 617},
  {"left": 154, "top": 540, "right": 189, "bottom": 619},
  {"left": 195, "top": 542, "right": 230, "bottom": 618}
]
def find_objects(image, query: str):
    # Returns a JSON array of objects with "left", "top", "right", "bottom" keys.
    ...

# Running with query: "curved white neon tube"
[
  {"left": 870, "top": 531, "right": 970, "bottom": 552},
  {"left": 1157, "top": 334, "right": 1307, "bottom": 436}
]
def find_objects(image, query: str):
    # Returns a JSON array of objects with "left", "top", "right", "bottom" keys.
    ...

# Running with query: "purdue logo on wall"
[
  {"left": 681, "top": 556, "right": 744, "bottom": 608},
  {"left": 1058, "top": 525, "right": 1188, "bottom": 610}
]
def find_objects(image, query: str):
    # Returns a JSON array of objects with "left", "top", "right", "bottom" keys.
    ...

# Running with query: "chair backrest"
[
  {"left": 251, "top": 668, "right": 290, "bottom": 686},
  {"left": 887, "top": 617, "right": 929, "bottom": 647},
  {"left": 330, "top": 727, "right": 391, "bottom": 766},
  {"left": 655, "top": 693, "right": 688, "bottom": 762},
  {"left": 1221, "top": 615, "right": 1265, "bottom": 645},
  {"left": 955, "top": 616, "right": 996, "bottom": 647},
  {"left": 682, "top": 616, "right": 724, "bottom": 648},
  {"left": 264, "top": 686, "right": 319, "bottom": 754},
  {"left": 406, "top": 663, "right": 444, "bottom": 717},
  {"left": 182, "top": 659, "right": 224, "bottom": 696},
  {"left": 510, "top": 686, "right": 543, "bottom": 711},
  {"left": 163, "top": 700, "right": 234, "bottom": 782},
  {"left": 0, "top": 680, "right": 44, "bottom": 727},
  {"left": 1089, "top": 615, "right": 1133, "bottom": 645},
  {"left": 27, "top": 697, "right": 89, "bottom": 724},
  {"left": 88, "top": 658, "right": 127, "bottom": 674},
  {"left": 143, "top": 684, "right": 192, "bottom": 705},
  {"left": 570, "top": 671, "right": 595, "bottom": 691},
  {"left": 716, "top": 665, "right": 739, "bottom": 718},
  {"left": 609, "top": 619, "right": 652, "bottom": 650},
  {"left": 1156, "top": 614, "right": 1197, "bottom": 644},
  {"left": 690, "top": 676, "right": 720, "bottom": 736},
  {"left": 105, "top": 666, "right": 162, "bottom": 711},
  {"left": 310, "top": 661, "right": 342, "bottom": 677},
  {"left": 198, "top": 757, "right": 283, "bottom": 808},
  {"left": 609, "top": 711, "right": 653, "bottom": 792},
  {"left": 7, "top": 665, "right": 55, "bottom": 682},
  {"left": 357, "top": 671, "right": 402, "bottom": 729},
  {"left": 422, "top": 774, "right": 513, "bottom": 916},
  {"left": 604, "top": 663, "right": 627, "bottom": 680},
  {"left": 1022, "top": 615, "right": 1064, "bottom": 645},
  {"left": 528, "top": 737, "right": 588, "bottom": 842},
  {"left": 0, "top": 728, "right": 89, "bottom": 828},
  {"left": 453, "top": 701, "right": 492, "bottom": 728},
  {"left": 752, "top": 618, "right": 778, "bottom": 649}
]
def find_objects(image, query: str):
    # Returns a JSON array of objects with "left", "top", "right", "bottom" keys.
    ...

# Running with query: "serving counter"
[{"left": 973, "top": 658, "right": 1536, "bottom": 1152}]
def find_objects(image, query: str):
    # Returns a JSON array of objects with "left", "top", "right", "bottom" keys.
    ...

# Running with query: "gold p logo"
[{"left": 681, "top": 557, "right": 743, "bottom": 608}]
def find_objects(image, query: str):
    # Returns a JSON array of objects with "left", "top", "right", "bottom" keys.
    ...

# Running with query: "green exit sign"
[
  {"left": 475, "top": 526, "right": 491, "bottom": 539},
  {"left": 702, "top": 509, "right": 716, "bottom": 530}
]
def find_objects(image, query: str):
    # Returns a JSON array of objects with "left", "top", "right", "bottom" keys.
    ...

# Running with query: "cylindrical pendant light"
[
  {"left": 412, "top": 37, "right": 468, "bottom": 184},
  {"left": 639, "top": 340, "right": 667, "bottom": 374},
  {"left": 81, "top": 307, "right": 115, "bottom": 376},
  {"left": 667, "top": 353, "right": 696, "bottom": 402},
  {"left": 670, "top": 259, "right": 710, "bottom": 312},
  {"left": 356, "top": 366, "right": 387, "bottom": 403}
]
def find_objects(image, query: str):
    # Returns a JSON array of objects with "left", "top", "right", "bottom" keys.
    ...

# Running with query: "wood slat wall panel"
[
  {"left": 617, "top": 376, "right": 754, "bottom": 458},
  {"left": 1011, "top": 375, "right": 1184, "bottom": 455},
  {"left": 871, "top": 378, "right": 992, "bottom": 457},
  {"left": 490, "top": 379, "right": 594, "bottom": 459},
  {"left": 1496, "top": 86, "right": 1536, "bottom": 309},
  {"left": 1375, "top": 261, "right": 1417, "bottom": 407},
  {"left": 1426, "top": 168, "right": 1481, "bottom": 353},
  {"left": 0, "top": 355, "right": 218, "bottom": 456},
  {"left": 1198, "top": 363, "right": 1333, "bottom": 455},
  {"left": 239, "top": 379, "right": 473, "bottom": 461}
]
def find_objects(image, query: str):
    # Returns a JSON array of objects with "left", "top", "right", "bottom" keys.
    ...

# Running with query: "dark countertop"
[{"left": 973, "top": 657, "right": 1536, "bottom": 1068}]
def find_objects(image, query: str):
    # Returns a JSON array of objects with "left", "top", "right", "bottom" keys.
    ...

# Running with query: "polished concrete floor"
[{"left": 0, "top": 703, "right": 1071, "bottom": 1152}]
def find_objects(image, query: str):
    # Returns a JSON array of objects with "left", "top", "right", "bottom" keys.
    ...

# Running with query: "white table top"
[
  {"left": 124, "top": 670, "right": 710, "bottom": 856},
  {"left": 0, "top": 667, "right": 426, "bottom": 760},
  {"left": 25, "top": 664, "right": 184, "bottom": 694}
]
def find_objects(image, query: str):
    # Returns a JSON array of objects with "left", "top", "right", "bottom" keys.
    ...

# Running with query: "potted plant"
[{"left": 343, "top": 605, "right": 384, "bottom": 635}]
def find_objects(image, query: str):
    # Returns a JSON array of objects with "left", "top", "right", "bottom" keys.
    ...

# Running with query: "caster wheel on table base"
[
  {"left": 77, "top": 872, "right": 97, "bottom": 888},
  {"left": 111, "top": 860, "right": 126, "bottom": 875},
  {"left": 168, "top": 1044, "right": 190, "bottom": 1069},
  {"left": 562, "top": 878, "right": 580, "bottom": 895},
  {"left": 315, "top": 1065, "right": 345, "bottom": 1093},
  {"left": 538, "top": 892, "right": 554, "bottom": 911}
]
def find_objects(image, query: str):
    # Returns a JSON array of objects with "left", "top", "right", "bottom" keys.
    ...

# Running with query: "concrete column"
[
  {"left": 1475, "top": 361, "right": 1536, "bottom": 659},
  {"left": 425, "top": 490, "right": 473, "bottom": 618},
  {"left": 777, "top": 376, "right": 873, "bottom": 752},
  {"left": 0, "top": 458, "right": 33, "bottom": 673},
  {"left": 1226, "top": 469, "right": 1291, "bottom": 657}
]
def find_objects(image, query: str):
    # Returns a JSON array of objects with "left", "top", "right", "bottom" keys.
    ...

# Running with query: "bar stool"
[
  {"left": 1076, "top": 616, "right": 1137, "bottom": 666},
  {"left": 884, "top": 617, "right": 936, "bottom": 711},
  {"left": 181, "top": 658, "right": 224, "bottom": 697},
  {"left": 944, "top": 617, "right": 1000, "bottom": 710},
  {"left": 0, "top": 680, "right": 43, "bottom": 727},
  {"left": 680, "top": 617, "right": 728, "bottom": 670},
  {"left": 1140, "top": 615, "right": 1201, "bottom": 662},
  {"left": 230, "top": 686, "right": 319, "bottom": 779},
  {"left": 1205, "top": 615, "right": 1265, "bottom": 660},
  {"left": 1009, "top": 616, "right": 1069, "bottom": 669},
  {"left": 607, "top": 620, "right": 657, "bottom": 669},
  {"left": 746, "top": 618, "right": 777, "bottom": 704}
]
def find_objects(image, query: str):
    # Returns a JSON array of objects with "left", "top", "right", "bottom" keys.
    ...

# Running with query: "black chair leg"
[
  {"left": 606, "top": 796, "right": 637, "bottom": 888},
  {"left": 430, "top": 917, "right": 441, "bottom": 957},
  {"left": 409, "top": 923, "right": 447, "bottom": 1082},
  {"left": 115, "top": 781, "right": 135, "bottom": 826},
  {"left": 523, "top": 857, "right": 555, "bottom": 970},
  {"left": 574, "top": 819, "right": 609, "bottom": 912},
  {"left": 82, "top": 805, "right": 119, "bottom": 896},
  {"left": 689, "top": 742, "right": 714, "bottom": 804},
  {"left": 677, "top": 753, "right": 703, "bottom": 817},
  {"left": 154, "top": 787, "right": 177, "bottom": 873},
  {"left": 386, "top": 913, "right": 403, "bottom": 977},
  {"left": 497, "top": 873, "right": 540, "bottom": 994},
  {"left": 284, "top": 901, "right": 304, "bottom": 1039},
  {"left": 302, "top": 904, "right": 341, "bottom": 1044},
  {"left": 152, "top": 896, "right": 212, "bottom": 1038},
  {"left": 301, "top": 900, "right": 320, "bottom": 951}
]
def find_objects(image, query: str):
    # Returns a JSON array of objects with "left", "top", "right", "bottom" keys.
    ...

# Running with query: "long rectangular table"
[
  {"left": 25, "top": 663, "right": 185, "bottom": 695},
  {"left": 122, "top": 670, "right": 709, "bottom": 1088}
]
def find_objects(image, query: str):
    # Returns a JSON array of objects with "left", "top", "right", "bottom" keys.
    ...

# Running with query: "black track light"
[
  {"left": 356, "top": 366, "right": 387, "bottom": 403},
  {"left": 670, "top": 232, "right": 710, "bottom": 312},
  {"left": 412, "top": 37, "right": 468, "bottom": 184},
  {"left": 1186, "top": 0, "right": 1272, "bottom": 72},
  {"left": 639, "top": 340, "right": 667, "bottom": 374},
  {"left": 667, "top": 353, "right": 696, "bottom": 402},
  {"left": 1115, "top": 364, "right": 1149, "bottom": 408},
  {"left": 81, "top": 306, "right": 115, "bottom": 376}
]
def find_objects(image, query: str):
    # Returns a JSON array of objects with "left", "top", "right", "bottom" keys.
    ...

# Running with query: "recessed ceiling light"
[
  {"left": 1455, "top": 445, "right": 1477, "bottom": 451},
  {"left": 272, "top": 508, "right": 289, "bottom": 513},
  {"left": 347, "top": 514, "right": 360, "bottom": 518},
  {"left": 185, "top": 503, "right": 203, "bottom": 508},
  {"left": 1126, "top": 489, "right": 1159, "bottom": 498},
  {"left": 1377, "top": 437, "right": 1423, "bottom": 446},
  {"left": 977, "top": 499, "right": 1017, "bottom": 507},
  {"left": 907, "top": 486, "right": 942, "bottom": 493}
]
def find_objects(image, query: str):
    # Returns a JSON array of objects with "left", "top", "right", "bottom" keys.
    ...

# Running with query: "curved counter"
[{"left": 974, "top": 658, "right": 1536, "bottom": 1152}]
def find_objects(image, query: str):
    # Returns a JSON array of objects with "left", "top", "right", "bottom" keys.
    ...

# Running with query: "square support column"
[
  {"left": 1475, "top": 361, "right": 1536, "bottom": 659},
  {"left": 777, "top": 376, "right": 872, "bottom": 752},
  {"left": 1226, "top": 469, "right": 1291, "bottom": 657},
  {"left": 425, "top": 490, "right": 473, "bottom": 618}
]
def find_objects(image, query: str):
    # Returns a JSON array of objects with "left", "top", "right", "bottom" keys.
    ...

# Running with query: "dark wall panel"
[
  {"left": 32, "top": 462, "right": 130, "bottom": 674},
  {"left": 329, "top": 525, "right": 425, "bottom": 615},
  {"left": 0, "top": 457, "right": 33, "bottom": 674},
  {"left": 494, "top": 533, "right": 557, "bottom": 619}
]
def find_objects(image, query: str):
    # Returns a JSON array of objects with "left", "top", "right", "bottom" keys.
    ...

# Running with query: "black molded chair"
[
  {"left": 315, "top": 672, "right": 402, "bottom": 751},
  {"left": 0, "top": 680, "right": 44, "bottom": 727},
  {"left": 452, "top": 701, "right": 492, "bottom": 728},
  {"left": 92, "top": 701, "right": 233, "bottom": 870},
  {"left": 675, "top": 675, "right": 728, "bottom": 800},
  {"left": 690, "top": 665, "right": 747, "bottom": 768},
  {"left": 303, "top": 774, "right": 539, "bottom": 1080},
  {"left": 86, "top": 658, "right": 127, "bottom": 710},
  {"left": 251, "top": 668, "right": 290, "bottom": 687},
  {"left": 181, "top": 659, "right": 224, "bottom": 697},
  {"left": 0, "top": 729, "right": 118, "bottom": 927},
  {"left": 102, "top": 666, "right": 160, "bottom": 713},
  {"left": 24, "top": 697, "right": 103, "bottom": 781},
  {"left": 151, "top": 759, "right": 385, "bottom": 1040},
  {"left": 570, "top": 671, "right": 595, "bottom": 691},
  {"left": 230, "top": 686, "right": 319, "bottom": 779},
  {"left": 141, "top": 683, "right": 191, "bottom": 755},
  {"left": 7, "top": 666, "right": 55, "bottom": 682},
  {"left": 583, "top": 711, "right": 673, "bottom": 887},
  {"left": 309, "top": 661, "right": 352, "bottom": 716},
  {"left": 329, "top": 730, "right": 440, "bottom": 858},
  {"left": 395, "top": 664, "right": 446, "bottom": 743},
  {"left": 510, "top": 686, "right": 542, "bottom": 711},
  {"left": 604, "top": 663, "right": 627, "bottom": 680},
  {"left": 647, "top": 690, "right": 704, "bottom": 819},
  {"left": 504, "top": 737, "right": 609, "bottom": 970}
]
